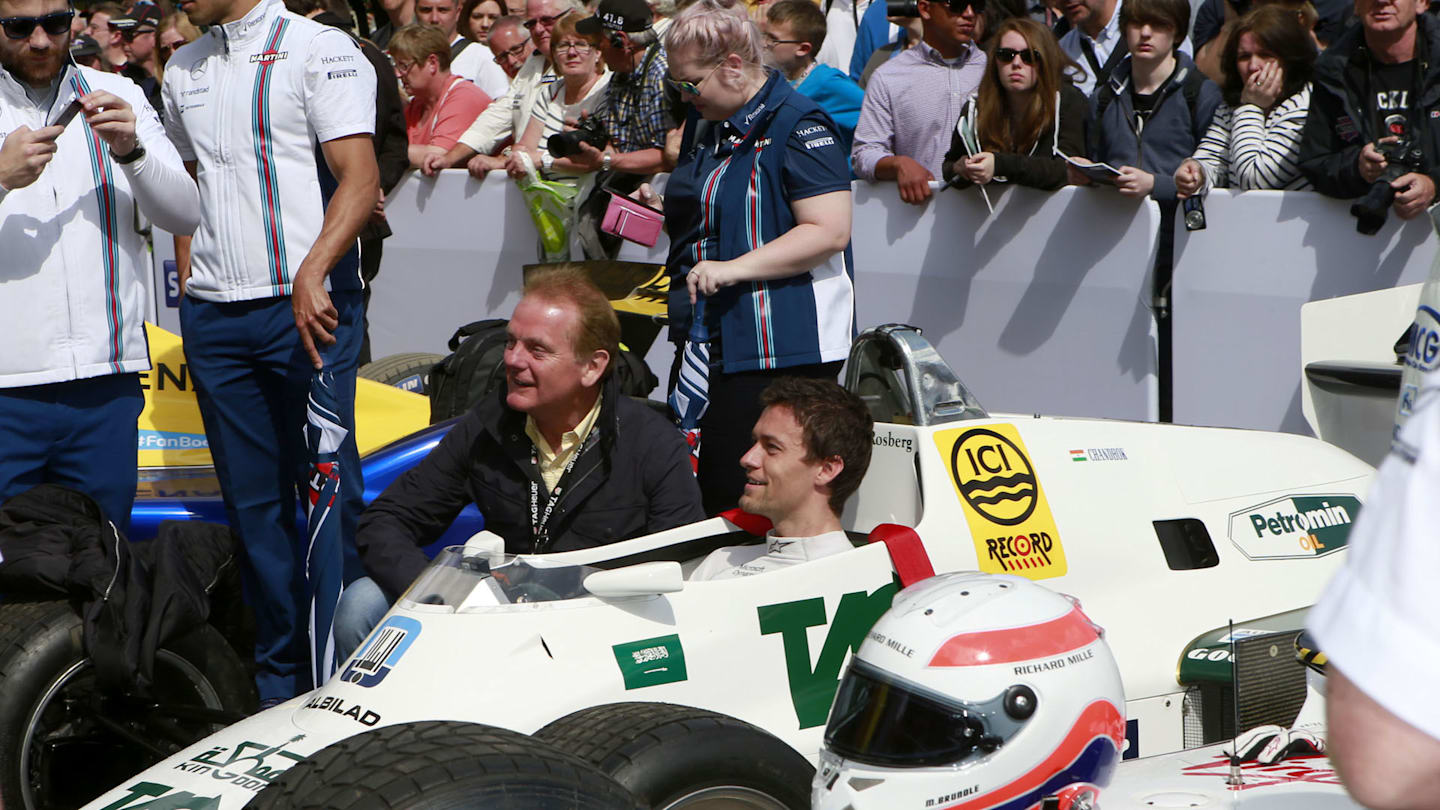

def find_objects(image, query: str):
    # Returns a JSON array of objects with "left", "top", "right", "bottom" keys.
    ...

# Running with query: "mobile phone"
[{"left": 51, "top": 98, "right": 84, "bottom": 130}]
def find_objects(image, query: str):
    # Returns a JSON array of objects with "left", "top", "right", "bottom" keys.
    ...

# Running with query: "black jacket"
[
  {"left": 943, "top": 83, "right": 1090, "bottom": 191},
  {"left": 356, "top": 377, "right": 706, "bottom": 599},
  {"left": 1298, "top": 15, "right": 1440, "bottom": 199},
  {"left": 0, "top": 485, "right": 237, "bottom": 695}
]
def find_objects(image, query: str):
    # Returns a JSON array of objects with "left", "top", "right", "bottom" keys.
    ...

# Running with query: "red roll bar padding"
[
  {"left": 867, "top": 523, "right": 935, "bottom": 587},
  {"left": 718, "top": 508, "right": 773, "bottom": 536}
]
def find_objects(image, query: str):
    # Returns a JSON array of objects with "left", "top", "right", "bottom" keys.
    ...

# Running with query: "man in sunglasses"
[
  {"left": 0, "top": 0, "right": 198, "bottom": 529},
  {"left": 162, "top": 0, "right": 379, "bottom": 705},
  {"left": 419, "top": 0, "right": 575, "bottom": 177},
  {"left": 853, "top": 0, "right": 986, "bottom": 204},
  {"left": 110, "top": 6, "right": 161, "bottom": 116}
]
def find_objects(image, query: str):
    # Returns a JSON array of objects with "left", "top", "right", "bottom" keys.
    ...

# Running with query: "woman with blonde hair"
[{"left": 943, "top": 17, "right": 1088, "bottom": 190}]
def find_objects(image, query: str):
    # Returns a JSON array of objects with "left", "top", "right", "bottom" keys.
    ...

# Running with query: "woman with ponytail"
[
  {"left": 943, "top": 17, "right": 1088, "bottom": 190},
  {"left": 656, "top": 0, "right": 855, "bottom": 515}
]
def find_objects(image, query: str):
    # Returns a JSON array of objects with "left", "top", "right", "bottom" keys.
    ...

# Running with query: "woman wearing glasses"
[
  {"left": 943, "top": 18, "right": 1088, "bottom": 191},
  {"left": 506, "top": 13, "right": 609, "bottom": 179},
  {"left": 1174, "top": 5, "right": 1315, "bottom": 197},
  {"left": 656, "top": 0, "right": 854, "bottom": 515}
]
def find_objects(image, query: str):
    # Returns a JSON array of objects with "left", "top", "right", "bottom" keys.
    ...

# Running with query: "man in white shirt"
[
  {"left": 416, "top": 0, "right": 509, "bottom": 98},
  {"left": 164, "top": 0, "right": 379, "bottom": 705},
  {"left": 0, "top": 0, "right": 198, "bottom": 530},
  {"left": 420, "top": 0, "right": 574, "bottom": 177},
  {"left": 691, "top": 378, "right": 874, "bottom": 580}
]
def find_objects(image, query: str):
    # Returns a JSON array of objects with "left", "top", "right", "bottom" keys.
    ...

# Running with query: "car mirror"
[
  {"left": 583, "top": 561, "right": 684, "bottom": 597},
  {"left": 461, "top": 530, "right": 507, "bottom": 571}
]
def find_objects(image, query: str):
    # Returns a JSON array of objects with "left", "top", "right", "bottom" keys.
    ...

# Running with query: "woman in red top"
[{"left": 389, "top": 24, "right": 494, "bottom": 169}]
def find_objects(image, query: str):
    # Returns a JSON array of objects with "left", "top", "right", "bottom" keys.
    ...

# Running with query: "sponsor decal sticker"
[
  {"left": 936, "top": 425, "right": 1067, "bottom": 579},
  {"left": 250, "top": 50, "right": 288, "bottom": 63},
  {"left": 1182, "top": 754, "right": 1341, "bottom": 790},
  {"left": 1069, "top": 447, "right": 1127, "bottom": 462},
  {"left": 1404, "top": 306, "right": 1440, "bottom": 373},
  {"left": 321, "top": 54, "right": 354, "bottom": 63},
  {"left": 872, "top": 431, "right": 913, "bottom": 453},
  {"left": 301, "top": 694, "right": 381, "bottom": 725},
  {"left": 612, "top": 634, "right": 687, "bottom": 689},
  {"left": 167, "top": 735, "right": 307, "bottom": 792},
  {"left": 803, "top": 136, "right": 836, "bottom": 149},
  {"left": 1226, "top": 494, "right": 1359, "bottom": 560},
  {"left": 138, "top": 430, "right": 209, "bottom": 451},
  {"left": 96, "top": 781, "right": 221, "bottom": 809},
  {"left": 341, "top": 615, "right": 421, "bottom": 687},
  {"left": 926, "top": 785, "right": 980, "bottom": 806},
  {"left": 327, "top": 68, "right": 358, "bottom": 79}
]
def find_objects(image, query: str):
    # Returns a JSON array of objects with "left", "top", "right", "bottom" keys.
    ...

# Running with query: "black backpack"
[{"left": 428, "top": 319, "right": 661, "bottom": 423}]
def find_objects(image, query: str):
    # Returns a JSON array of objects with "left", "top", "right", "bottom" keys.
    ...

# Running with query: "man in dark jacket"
[
  {"left": 333, "top": 267, "right": 704, "bottom": 659},
  {"left": 1297, "top": 0, "right": 1440, "bottom": 223}
]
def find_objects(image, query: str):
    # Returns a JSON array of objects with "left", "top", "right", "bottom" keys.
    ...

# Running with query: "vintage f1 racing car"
[{"left": 74, "top": 324, "right": 1371, "bottom": 809}]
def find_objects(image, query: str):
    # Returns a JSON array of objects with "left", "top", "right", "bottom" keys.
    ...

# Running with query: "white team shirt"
[
  {"left": 1308, "top": 369, "right": 1440, "bottom": 742},
  {"left": 162, "top": 0, "right": 376, "bottom": 303},
  {"left": 689, "top": 531, "right": 855, "bottom": 580},
  {"left": 0, "top": 65, "right": 197, "bottom": 387}
]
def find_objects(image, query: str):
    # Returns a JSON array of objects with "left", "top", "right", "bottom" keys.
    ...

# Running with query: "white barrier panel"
[
  {"left": 850, "top": 184, "right": 1162, "bottom": 421},
  {"left": 1171, "top": 189, "right": 1435, "bottom": 434}
]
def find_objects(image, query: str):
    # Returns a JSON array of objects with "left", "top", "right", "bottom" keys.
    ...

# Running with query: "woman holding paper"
[{"left": 942, "top": 18, "right": 1088, "bottom": 191}]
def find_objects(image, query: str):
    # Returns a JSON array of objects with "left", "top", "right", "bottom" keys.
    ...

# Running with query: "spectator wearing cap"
[
  {"left": 391, "top": 24, "right": 495, "bottom": 168},
  {"left": 574, "top": 0, "right": 678, "bottom": 177},
  {"left": 416, "top": 0, "right": 511, "bottom": 97},
  {"left": 70, "top": 33, "right": 105, "bottom": 70},
  {"left": 852, "top": 0, "right": 987, "bottom": 204},
  {"left": 87, "top": 1, "right": 125, "bottom": 70},
  {"left": 112, "top": 5, "right": 163, "bottom": 114},
  {"left": 764, "top": 0, "right": 864, "bottom": 151},
  {"left": 420, "top": 0, "right": 577, "bottom": 177}
]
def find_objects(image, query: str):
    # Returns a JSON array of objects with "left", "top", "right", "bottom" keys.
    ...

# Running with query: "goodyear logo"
[
  {"left": 936, "top": 425, "right": 1067, "bottom": 579},
  {"left": 1226, "top": 494, "right": 1360, "bottom": 560}
]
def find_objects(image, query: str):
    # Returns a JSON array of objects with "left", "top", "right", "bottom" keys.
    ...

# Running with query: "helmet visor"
[{"left": 824, "top": 659, "right": 1024, "bottom": 768}]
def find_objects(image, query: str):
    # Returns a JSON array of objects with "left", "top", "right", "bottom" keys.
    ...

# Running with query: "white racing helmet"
[{"left": 813, "top": 572, "right": 1125, "bottom": 810}]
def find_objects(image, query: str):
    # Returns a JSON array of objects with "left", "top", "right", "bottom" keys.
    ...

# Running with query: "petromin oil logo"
[
  {"left": 935, "top": 425, "right": 1067, "bottom": 580},
  {"left": 1226, "top": 494, "right": 1360, "bottom": 560}
]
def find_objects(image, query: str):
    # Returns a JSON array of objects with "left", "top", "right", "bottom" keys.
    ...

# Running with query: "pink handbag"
[{"left": 600, "top": 191, "right": 665, "bottom": 248}]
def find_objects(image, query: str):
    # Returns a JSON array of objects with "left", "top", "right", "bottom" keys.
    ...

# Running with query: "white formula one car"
[{"left": 81, "top": 325, "right": 1372, "bottom": 809}]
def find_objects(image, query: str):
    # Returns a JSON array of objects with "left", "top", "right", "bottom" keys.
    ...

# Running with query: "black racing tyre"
[
  {"left": 0, "top": 599, "right": 256, "bottom": 810},
  {"left": 536, "top": 703, "right": 814, "bottom": 809},
  {"left": 246, "top": 720, "right": 637, "bottom": 810},
  {"left": 358, "top": 353, "right": 444, "bottom": 396}
]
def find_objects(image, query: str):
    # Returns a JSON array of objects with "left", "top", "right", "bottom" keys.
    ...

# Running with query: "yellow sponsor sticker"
[{"left": 935, "top": 424, "right": 1067, "bottom": 580}]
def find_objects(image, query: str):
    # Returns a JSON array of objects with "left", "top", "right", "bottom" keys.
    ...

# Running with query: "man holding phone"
[{"left": 0, "top": 0, "right": 198, "bottom": 529}]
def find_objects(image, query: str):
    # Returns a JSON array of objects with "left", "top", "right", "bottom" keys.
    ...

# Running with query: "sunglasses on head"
[
  {"left": 995, "top": 46, "right": 1039, "bottom": 64},
  {"left": 0, "top": 10, "right": 74, "bottom": 40}
]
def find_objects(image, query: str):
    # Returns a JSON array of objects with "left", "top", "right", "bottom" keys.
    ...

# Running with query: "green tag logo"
[
  {"left": 1227, "top": 494, "right": 1360, "bottom": 560},
  {"left": 758, "top": 582, "right": 898, "bottom": 729},
  {"left": 612, "top": 634, "right": 688, "bottom": 690}
]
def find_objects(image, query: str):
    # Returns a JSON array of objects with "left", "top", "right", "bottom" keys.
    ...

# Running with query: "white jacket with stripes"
[{"left": 1191, "top": 84, "right": 1313, "bottom": 194}]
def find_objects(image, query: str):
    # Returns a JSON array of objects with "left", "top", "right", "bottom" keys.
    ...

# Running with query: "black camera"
[
  {"left": 886, "top": 0, "right": 920, "bottom": 16},
  {"left": 1351, "top": 128, "right": 1426, "bottom": 235},
  {"left": 1182, "top": 195, "right": 1206, "bottom": 231},
  {"left": 547, "top": 115, "right": 610, "bottom": 159}
]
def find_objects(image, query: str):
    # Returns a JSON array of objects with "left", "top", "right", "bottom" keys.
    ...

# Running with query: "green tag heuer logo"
[
  {"left": 612, "top": 634, "right": 687, "bottom": 690},
  {"left": 1226, "top": 494, "right": 1360, "bottom": 560}
]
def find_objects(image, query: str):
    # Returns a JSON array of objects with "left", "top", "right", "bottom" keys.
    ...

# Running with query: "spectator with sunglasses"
[
  {"left": 419, "top": 0, "right": 575, "bottom": 176},
  {"left": 1077, "top": 0, "right": 1220, "bottom": 200},
  {"left": 0, "top": 0, "right": 198, "bottom": 529},
  {"left": 111, "top": 5, "right": 162, "bottom": 115},
  {"left": 852, "top": 0, "right": 987, "bottom": 205},
  {"left": 659, "top": 0, "right": 855, "bottom": 515},
  {"left": 943, "top": 17, "right": 1088, "bottom": 189},
  {"left": 764, "top": 0, "right": 864, "bottom": 151},
  {"left": 156, "top": 12, "right": 201, "bottom": 72}
]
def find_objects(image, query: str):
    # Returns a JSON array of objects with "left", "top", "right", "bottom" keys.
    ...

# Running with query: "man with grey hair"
[
  {"left": 487, "top": 14, "right": 533, "bottom": 79},
  {"left": 420, "top": 0, "right": 575, "bottom": 177}
]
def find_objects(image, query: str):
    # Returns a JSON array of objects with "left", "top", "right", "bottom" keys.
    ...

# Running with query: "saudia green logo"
[
  {"left": 612, "top": 634, "right": 688, "bottom": 690},
  {"left": 758, "top": 582, "right": 898, "bottom": 729}
]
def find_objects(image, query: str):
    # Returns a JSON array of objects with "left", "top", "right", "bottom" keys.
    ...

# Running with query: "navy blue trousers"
[
  {"left": 0, "top": 374, "right": 143, "bottom": 532},
  {"left": 181, "top": 293, "right": 364, "bottom": 701}
]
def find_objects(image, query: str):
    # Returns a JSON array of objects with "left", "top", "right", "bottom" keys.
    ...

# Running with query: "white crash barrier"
[
  {"left": 150, "top": 173, "right": 1436, "bottom": 433},
  {"left": 1171, "top": 189, "right": 1434, "bottom": 433}
]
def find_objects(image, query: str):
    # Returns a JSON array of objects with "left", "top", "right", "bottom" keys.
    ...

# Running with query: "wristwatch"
[
  {"left": 601, "top": 152, "right": 613, "bottom": 172},
  {"left": 111, "top": 141, "right": 146, "bottom": 165},
  {"left": 541, "top": 151, "right": 555, "bottom": 172}
]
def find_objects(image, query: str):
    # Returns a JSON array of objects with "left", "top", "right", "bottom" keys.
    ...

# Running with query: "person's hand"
[
  {"left": 1359, "top": 138, "right": 1395, "bottom": 184},
  {"left": 1391, "top": 172, "right": 1437, "bottom": 220},
  {"left": 893, "top": 156, "right": 934, "bottom": 204},
  {"left": 468, "top": 152, "right": 503, "bottom": 179},
  {"left": 686, "top": 259, "right": 745, "bottom": 304},
  {"left": 369, "top": 188, "right": 387, "bottom": 225},
  {"left": 1239, "top": 61, "right": 1284, "bottom": 110},
  {"left": 292, "top": 267, "right": 338, "bottom": 370},
  {"left": 0, "top": 124, "right": 63, "bottom": 190},
  {"left": 1066, "top": 156, "right": 1094, "bottom": 187},
  {"left": 421, "top": 150, "right": 450, "bottom": 177},
  {"left": 80, "top": 90, "right": 138, "bottom": 158},
  {"left": 962, "top": 152, "right": 996, "bottom": 185},
  {"left": 505, "top": 146, "right": 537, "bottom": 179},
  {"left": 1175, "top": 158, "right": 1205, "bottom": 198},
  {"left": 567, "top": 140, "right": 607, "bottom": 173},
  {"left": 631, "top": 182, "right": 663, "bottom": 213},
  {"left": 1115, "top": 166, "right": 1155, "bottom": 198}
]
